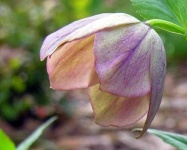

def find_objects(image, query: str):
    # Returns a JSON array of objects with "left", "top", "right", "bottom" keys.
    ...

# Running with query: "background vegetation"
[{"left": 0, "top": 0, "right": 187, "bottom": 149}]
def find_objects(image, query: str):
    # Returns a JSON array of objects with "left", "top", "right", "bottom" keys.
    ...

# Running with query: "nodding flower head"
[{"left": 40, "top": 13, "right": 166, "bottom": 138}]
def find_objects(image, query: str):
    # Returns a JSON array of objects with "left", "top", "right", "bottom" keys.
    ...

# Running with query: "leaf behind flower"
[
  {"left": 131, "top": 0, "right": 187, "bottom": 28},
  {"left": 134, "top": 128, "right": 187, "bottom": 150}
]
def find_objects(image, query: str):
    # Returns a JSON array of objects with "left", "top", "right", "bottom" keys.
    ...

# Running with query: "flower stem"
[{"left": 146, "top": 19, "right": 185, "bottom": 36}]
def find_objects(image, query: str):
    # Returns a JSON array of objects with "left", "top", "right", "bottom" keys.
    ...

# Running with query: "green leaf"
[
  {"left": 0, "top": 129, "right": 16, "bottom": 150},
  {"left": 131, "top": 0, "right": 187, "bottom": 28},
  {"left": 134, "top": 128, "right": 187, "bottom": 150},
  {"left": 165, "top": 0, "right": 187, "bottom": 28},
  {"left": 16, "top": 116, "right": 57, "bottom": 150}
]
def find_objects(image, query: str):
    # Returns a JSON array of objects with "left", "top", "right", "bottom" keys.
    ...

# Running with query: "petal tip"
[
  {"left": 135, "top": 130, "right": 147, "bottom": 139},
  {"left": 40, "top": 47, "right": 48, "bottom": 61},
  {"left": 132, "top": 128, "right": 147, "bottom": 139}
]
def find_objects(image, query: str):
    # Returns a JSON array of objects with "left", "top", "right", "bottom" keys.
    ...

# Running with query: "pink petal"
[
  {"left": 47, "top": 35, "right": 98, "bottom": 90},
  {"left": 138, "top": 29, "right": 166, "bottom": 138},
  {"left": 89, "top": 84, "right": 149, "bottom": 127},
  {"left": 40, "top": 13, "right": 140, "bottom": 60},
  {"left": 94, "top": 23, "right": 151, "bottom": 97}
]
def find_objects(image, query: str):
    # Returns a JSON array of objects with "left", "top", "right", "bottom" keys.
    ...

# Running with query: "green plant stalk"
[
  {"left": 16, "top": 116, "right": 57, "bottom": 150},
  {"left": 146, "top": 19, "right": 186, "bottom": 36}
]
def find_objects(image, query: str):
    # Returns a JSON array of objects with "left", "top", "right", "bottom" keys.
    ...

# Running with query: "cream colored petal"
[
  {"left": 89, "top": 84, "right": 149, "bottom": 127},
  {"left": 47, "top": 35, "right": 98, "bottom": 90}
]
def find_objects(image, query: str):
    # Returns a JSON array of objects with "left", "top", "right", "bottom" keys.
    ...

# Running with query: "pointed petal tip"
[
  {"left": 40, "top": 47, "right": 47, "bottom": 61},
  {"left": 40, "top": 56, "right": 45, "bottom": 61},
  {"left": 132, "top": 128, "right": 147, "bottom": 139},
  {"left": 40, "top": 34, "right": 64, "bottom": 61},
  {"left": 135, "top": 129, "right": 147, "bottom": 139},
  {"left": 40, "top": 43, "right": 54, "bottom": 61},
  {"left": 39, "top": 51, "right": 44, "bottom": 61}
]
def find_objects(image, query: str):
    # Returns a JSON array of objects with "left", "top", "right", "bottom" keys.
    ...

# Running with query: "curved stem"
[{"left": 146, "top": 19, "right": 185, "bottom": 35}]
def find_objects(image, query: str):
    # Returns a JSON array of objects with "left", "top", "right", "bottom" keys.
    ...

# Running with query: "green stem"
[{"left": 146, "top": 19, "right": 185, "bottom": 35}]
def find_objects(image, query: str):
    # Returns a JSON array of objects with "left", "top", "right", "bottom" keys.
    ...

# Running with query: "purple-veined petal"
[
  {"left": 138, "top": 29, "right": 166, "bottom": 138},
  {"left": 94, "top": 23, "right": 151, "bottom": 97},
  {"left": 89, "top": 84, "right": 149, "bottom": 127},
  {"left": 47, "top": 35, "right": 98, "bottom": 90},
  {"left": 40, "top": 13, "right": 140, "bottom": 60}
]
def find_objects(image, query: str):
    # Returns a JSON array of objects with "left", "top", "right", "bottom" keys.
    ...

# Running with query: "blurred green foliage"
[
  {"left": 0, "top": 0, "right": 187, "bottom": 124},
  {"left": 0, "top": 129, "right": 15, "bottom": 150}
]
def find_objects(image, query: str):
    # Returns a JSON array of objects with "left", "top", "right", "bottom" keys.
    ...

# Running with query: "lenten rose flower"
[{"left": 40, "top": 13, "right": 166, "bottom": 137}]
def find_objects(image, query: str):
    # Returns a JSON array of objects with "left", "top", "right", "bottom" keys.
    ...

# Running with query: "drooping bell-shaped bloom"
[{"left": 40, "top": 13, "right": 166, "bottom": 138}]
